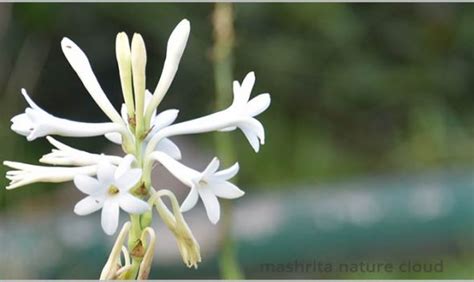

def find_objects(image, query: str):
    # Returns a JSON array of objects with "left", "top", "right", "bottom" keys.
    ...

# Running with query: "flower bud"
[
  {"left": 145, "top": 19, "right": 190, "bottom": 128},
  {"left": 137, "top": 227, "right": 156, "bottom": 279},
  {"left": 115, "top": 32, "right": 135, "bottom": 123},
  {"left": 150, "top": 189, "right": 201, "bottom": 268},
  {"left": 100, "top": 222, "right": 131, "bottom": 280},
  {"left": 131, "top": 33, "right": 147, "bottom": 137}
]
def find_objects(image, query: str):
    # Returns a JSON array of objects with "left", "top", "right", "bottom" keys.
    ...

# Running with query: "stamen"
[{"left": 108, "top": 185, "right": 120, "bottom": 195}]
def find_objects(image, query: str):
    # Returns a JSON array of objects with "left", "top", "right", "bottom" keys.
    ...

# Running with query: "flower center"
[
  {"left": 107, "top": 185, "right": 120, "bottom": 196},
  {"left": 198, "top": 179, "right": 208, "bottom": 186}
]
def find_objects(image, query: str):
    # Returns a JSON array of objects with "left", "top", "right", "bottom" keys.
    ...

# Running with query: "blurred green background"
[{"left": 0, "top": 3, "right": 473, "bottom": 279}]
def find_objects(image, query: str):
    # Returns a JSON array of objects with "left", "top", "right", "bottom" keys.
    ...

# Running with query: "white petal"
[
  {"left": 180, "top": 187, "right": 199, "bottom": 212},
  {"left": 61, "top": 37, "right": 123, "bottom": 124},
  {"left": 202, "top": 157, "right": 220, "bottom": 177},
  {"left": 74, "top": 175, "right": 101, "bottom": 195},
  {"left": 144, "top": 90, "right": 156, "bottom": 121},
  {"left": 11, "top": 112, "right": 30, "bottom": 125},
  {"left": 215, "top": 162, "right": 239, "bottom": 180},
  {"left": 116, "top": 168, "right": 142, "bottom": 191},
  {"left": 240, "top": 124, "right": 260, "bottom": 152},
  {"left": 105, "top": 132, "right": 122, "bottom": 144},
  {"left": 218, "top": 126, "right": 237, "bottom": 132},
  {"left": 115, "top": 154, "right": 136, "bottom": 179},
  {"left": 21, "top": 89, "right": 48, "bottom": 113},
  {"left": 240, "top": 118, "right": 265, "bottom": 145},
  {"left": 246, "top": 93, "right": 271, "bottom": 117},
  {"left": 74, "top": 196, "right": 104, "bottom": 216},
  {"left": 149, "top": 152, "right": 198, "bottom": 185},
  {"left": 199, "top": 187, "right": 220, "bottom": 224},
  {"left": 46, "top": 136, "right": 74, "bottom": 151},
  {"left": 239, "top": 72, "right": 255, "bottom": 104},
  {"left": 24, "top": 107, "right": 43, "bottom": 123},
  {"left": 232, "top": 81, "right": 240, "bottom": 101},
  {"left": 155, "top": 138, "right": 182, "bottom": 160},
  {"left": 101, "top": 200, "right": 120, "bottom": 235},
  {"left": 23, "top": 109, "right": 50, "bottom": 140},
  {"left": 167, "top": 19, "right": 190, "bottom": 65},
  {"left": 10, "top": 114, "right": 32, "bottom": 136},
  {"left": 97, "top": 162, "right": 116, "bottom": 184},
  {"left": 119, "top": 193, "right": 149, "bottom": 214},
  {"left": 145, "top": 89, "right": 153, "bottom": 106},
  {"left": 120, "top": 103, "right": 128, "bottom": 124},
  {"left": 210, "top": 180, "right": 245, "bottom": 199},
  {"left": 152, "top": 109, "right": 179, "bottom": 131}
]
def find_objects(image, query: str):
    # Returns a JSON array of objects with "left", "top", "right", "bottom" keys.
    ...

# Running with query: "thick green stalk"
[
  {"left": 126, "top": 122, "right": 151, "bottom": 279},
  {"left": 212, "top": 3, "right": 244, "bottom": 279},
  {"left": 127, "top": 214, "right": 144, "bottom": 278}
]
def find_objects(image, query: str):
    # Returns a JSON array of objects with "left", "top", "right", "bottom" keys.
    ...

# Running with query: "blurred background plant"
[{"left": 0, "top": 3, "right": 473, "bottom": 279}]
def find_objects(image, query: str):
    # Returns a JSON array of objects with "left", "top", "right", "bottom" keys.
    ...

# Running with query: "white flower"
[
  {"left": 11, "top": 89, "right": 123, "bottom": 141},
  {"left": 226, "top": 71, "right": 271, "bottom": 152},
  {"left": 40, "top": 136, "right": 122, "bottom": 166},
  {"left": 74, "top": 160, "right": 149, "bottom": 235},
  {"left": 144, "top": 72, "right": 270, "bottom": 158},
  {"left": 4, "top": 161, "right": 98, "bottom": 190},
  {"left": 105, "top": 91, "right": 182, "bottom": 159},
  {"left": 150, "top": 152, "right": 244, "bottom": 224}
]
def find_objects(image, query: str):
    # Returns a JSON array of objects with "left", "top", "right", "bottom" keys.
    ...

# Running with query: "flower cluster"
[{"left": 4, "top": 19, "right": 270, "bottom": 277}]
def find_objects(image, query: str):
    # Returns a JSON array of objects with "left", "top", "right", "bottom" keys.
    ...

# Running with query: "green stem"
[
  {"left": 127, "top": 214, "right": 144, "bottom": 278},
  {"left": 126, "top": 121, "right": 150, "bottom": 279},
  {"left": 212, "top": 3, "right": 244, "bottom": 279}
]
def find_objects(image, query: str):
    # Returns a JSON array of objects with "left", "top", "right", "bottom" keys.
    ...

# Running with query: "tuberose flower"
[
  {"left": 4, "top": 161, "right": 98, "bottom": 190},
  {"left": 144, "top": 71, "right": 270, "bottom": 159},
  {"left": 150, "top": 152, "right": 244, "bottom": 224},
  {"left": 74, "top": 160, "right": 149, "bottom": 235},
  {"left": 11, "top": 89, "right": 123, "bottom": 141},
  {"left": 40, "top": 136, "right": 123, "bottom": 166}
]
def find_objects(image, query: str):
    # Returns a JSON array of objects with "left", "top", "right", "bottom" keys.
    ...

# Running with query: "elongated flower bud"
[
  {"left": 137, "top": 227, "right": 156, "bottom": 279},
  {"left": 145, "top": 19, "right": 190, "bottom": 127},
  {"left": 116, "top": 32, "right": 135, "bottom": 123},
  {"left": 149, "top": 189, "right": 201, "bottom": 268},
  {"left": 131, "top": 33, "right": 147, "bottom": 137},
  {"left": 100, "top": 222, "right": 132, "bottom": 280}
]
